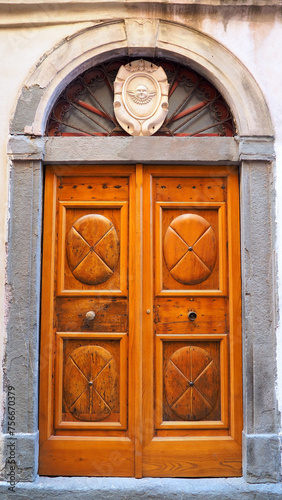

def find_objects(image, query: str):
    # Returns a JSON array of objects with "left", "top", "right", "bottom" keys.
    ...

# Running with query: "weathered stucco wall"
[{"left": 0, "top": 1, "right": 282, "bottom": 488}]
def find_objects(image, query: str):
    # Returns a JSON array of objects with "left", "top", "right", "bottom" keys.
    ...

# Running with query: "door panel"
[
  {"left": 57, "top": 200, "right": 128, "bottom": 295},
  {"left": 155, "top": 297, "right": 229, "bottom": 335},
  {"left": 155, "top": 202, "right": 226, "bottom": 295},
  {"left": 39, "top": 164, "right": 242, "bottom": 477},
  {"left": 155, "top": 334, "right": 228, "bottom": 429},
  {"left": 55, "top": 332, "right": 127, "bottom": 430}
]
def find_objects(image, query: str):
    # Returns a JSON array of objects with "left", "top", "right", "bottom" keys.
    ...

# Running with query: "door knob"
[
  {"left": 85, "top": 311, "right": 95, "bottom": 321},
  {"left": 188, "top": 311, "right": 197, "bottom": 321}
]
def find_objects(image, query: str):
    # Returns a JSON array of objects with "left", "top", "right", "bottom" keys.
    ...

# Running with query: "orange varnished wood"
[
  {"left": 155, "top": 334, "right": 228, "bottom": 431},
  {"left": 226, "top": 169, "right": 243, "bottom": 443},
  {"left": 57, "top": 201, "right": 128, "bottom": 295},
  {"left": 56, "top": 175, "right": 129, "bottom": 201},
  {"left": 142, "top": 438, "right": 241, "bottom": 477},
  {"left": 142, "top": 166, "right": 155, "bottom": 456},
  {"left": 39, "top": 168, "right": 57, "bottom": 446},
  {"left": 164, "top": 345, "right": 220, "bottom": 421},
  {"left": 39, "top": 438, "right": 135, "bottom": 476},
  {"left": 163, "top": 214, "right": 217, "bottom": 285},
  {"left": 55, "top": 332, "right": 127, "bottom": 430},
  {"left": 132, "top": 164, "right": 143, "bottom": 478},
  {"left": 142, "top": 165, "right": 242, "bottom": 477},
  {"left": 155, "top": 176, "right": 227, "bottom": 203},
  {"left": 64, "top": 345, "right": 118, "bottom": 421},
  {"left": 155, "top": 297, "right": 229, "bottom": 335},
  {"left": 155, "top": 202, "right": 227, "bottom": 295},
  {"left": 56, "top": 297, "right": 128, "bottom": 332},
  {"left": 66, "top": 214, "right": 119, "bottom": 285},
  {"left": 39, "top": 166, "right": 135, "bottom": 476},
  {"left": 39, "top": 164, "right": 242, "bottom": 477}
]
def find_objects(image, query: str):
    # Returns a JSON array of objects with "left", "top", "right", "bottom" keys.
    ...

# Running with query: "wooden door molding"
[{"left": 39, "top": 164, "right": 242, "bottom": 477}]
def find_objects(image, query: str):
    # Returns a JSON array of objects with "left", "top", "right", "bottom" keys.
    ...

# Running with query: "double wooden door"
[{"left": 39, "top": 164, "right": 242, "bottom": 477}]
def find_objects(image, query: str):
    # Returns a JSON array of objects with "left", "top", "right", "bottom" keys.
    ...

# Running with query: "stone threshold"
[{"left": 0, "top": 477, "right": 282, "bottom": 499}]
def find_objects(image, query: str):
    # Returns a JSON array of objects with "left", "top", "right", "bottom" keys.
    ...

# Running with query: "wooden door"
[
  {"left": 39, "top": 165, "right": 242, "bottom": 477},
  {"left": 141, "top": 165, "right": 242, "bottom": 477}
]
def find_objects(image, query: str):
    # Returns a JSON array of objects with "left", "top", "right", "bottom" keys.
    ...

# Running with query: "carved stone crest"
[{"left": 114, "top": 59, "right": 169, "bottom": 136}]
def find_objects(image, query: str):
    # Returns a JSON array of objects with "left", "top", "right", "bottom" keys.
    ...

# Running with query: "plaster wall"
[{"left": 0, "top": 0, "right": 282, "bottom": 482}]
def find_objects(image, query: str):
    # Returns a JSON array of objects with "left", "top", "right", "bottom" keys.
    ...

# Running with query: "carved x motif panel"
[{"left": 66, "top": 214, "right": 119, "bottom": 285}]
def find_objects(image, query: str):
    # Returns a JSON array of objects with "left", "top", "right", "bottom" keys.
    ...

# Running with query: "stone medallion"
[{"left": 114, "top": 59, "right": 169, "bottom": 136}]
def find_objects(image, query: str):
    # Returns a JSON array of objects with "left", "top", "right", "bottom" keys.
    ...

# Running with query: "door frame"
[{"left": 3, "top": 18, "right": 280, "bottom": 484}]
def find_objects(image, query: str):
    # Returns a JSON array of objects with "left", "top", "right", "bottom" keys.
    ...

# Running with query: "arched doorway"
[
  {"left": 39, "top": 57, "right": 242, "bottom": 477},
  {"left": 6, "top": 19, "right": 279, "bottom": 483}
]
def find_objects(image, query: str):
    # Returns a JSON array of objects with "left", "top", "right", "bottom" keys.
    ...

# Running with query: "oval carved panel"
[
  {"left": 164, "top": 346, "right": 219, "bottom": 421},
  {"left": 64, "top": 345, "right": 118, "bottom": 421},
  {"left": 163, "top": 214, "right": 216, "bottom": 285},
  {"left": 66, "top": 214, "right": 119, "bottom": 285}
]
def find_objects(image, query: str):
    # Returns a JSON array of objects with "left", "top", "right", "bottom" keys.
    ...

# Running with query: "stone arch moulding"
[
  {"left": 5, "top": 17, "right": 280, "bottom": 489},
  {"left": 11, "top": 19, "right": 273, "bottom": 137}
]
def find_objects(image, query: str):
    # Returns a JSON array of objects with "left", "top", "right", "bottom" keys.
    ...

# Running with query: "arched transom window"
[{"left": 46, "top": 58, "right": 236, "bottom": 137}]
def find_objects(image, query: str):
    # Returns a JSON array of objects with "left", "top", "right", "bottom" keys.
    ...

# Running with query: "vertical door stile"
[
  {"left": 142, "top": 167, "right": 154, "bottom": 455},
  {"left": 133, "top": 164, "right": 143, "bottom": 478},
  {"left": 227, "top": 168, "right": 242, "bottom": 442},
  {"left": 39, "top": 168, "right": 57, "bottom": 444}
]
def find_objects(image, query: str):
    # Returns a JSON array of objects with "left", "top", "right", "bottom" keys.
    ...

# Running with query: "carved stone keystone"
[{"left": 114, "top": 59, "right": 169, "bottom": 136}]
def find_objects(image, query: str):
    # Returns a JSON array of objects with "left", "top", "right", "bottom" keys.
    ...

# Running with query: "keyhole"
[{"left": 188, "top": 311, "right": 197, "bottom": 321}]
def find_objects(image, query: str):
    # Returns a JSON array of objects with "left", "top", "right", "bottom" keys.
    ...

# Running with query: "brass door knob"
[{"left": 85, "top": 311, "right": 95, "bottom": 321}]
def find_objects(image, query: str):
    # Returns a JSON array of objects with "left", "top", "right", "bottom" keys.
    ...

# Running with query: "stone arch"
[{"left": 10, "top": 19, "right": 273, "bottom": 137}]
